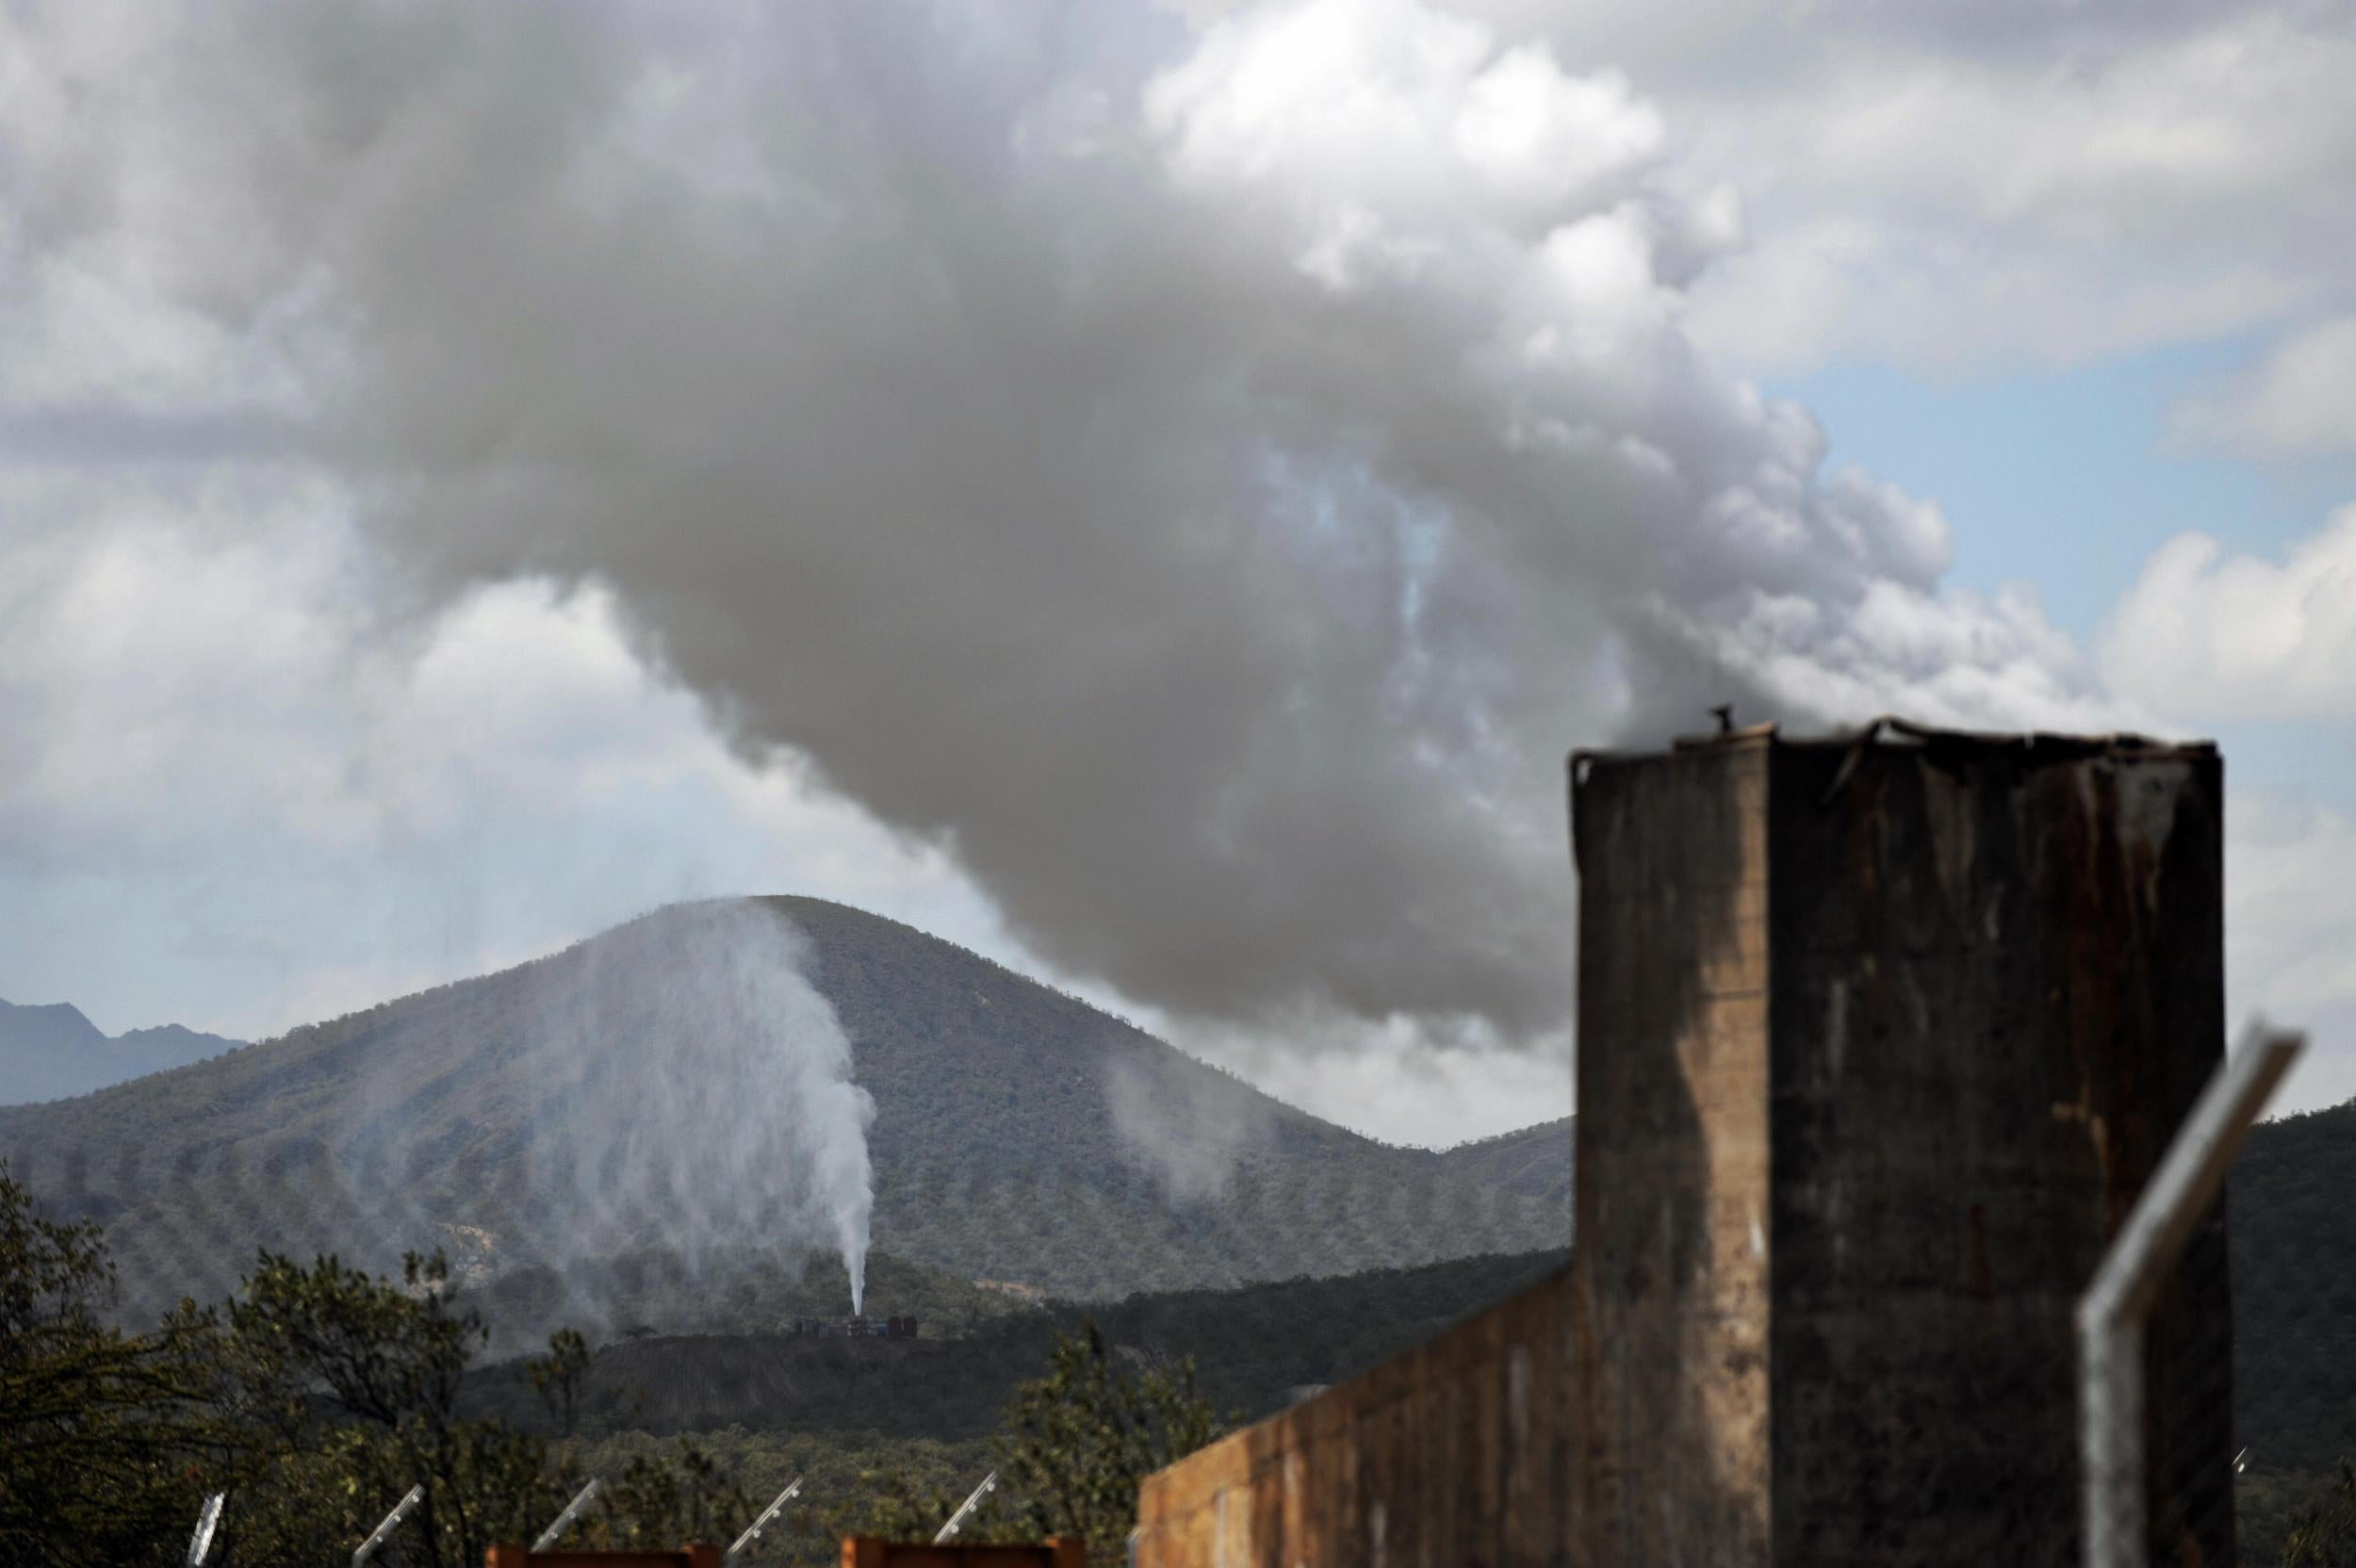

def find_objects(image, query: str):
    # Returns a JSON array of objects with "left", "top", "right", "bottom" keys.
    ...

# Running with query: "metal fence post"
[
  {"left": 185, "top": 1491, "right": 227, "bottom": 1567},
  {"left": 352, "top": 1482, "right": 425, "bottom": 1568},
  {"left": 936, "top": 1470, "right": 1000, "bottom": 1544},
  {"left": 532, "top": 1477, "right": 602, "bottom": 1550},
  {"left": 728, "top": 1476, "right": 804, "bottom": 1561},
  {"left": 2079, "top": 1024, "right": 2301, "bottom": 1568}
]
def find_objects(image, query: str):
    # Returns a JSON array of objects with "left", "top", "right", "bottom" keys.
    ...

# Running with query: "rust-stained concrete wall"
[
  {"left": 1762, "top": 733, "right": 2229, "bottom": 1567},
  {"left": 1131, "top": 726, "right": 2229, "bottom": 1568},
  {"left": 1133, "top": 1260, "right": 1576, "bottom": 1568},
  {"left": 1569, "top": 734, "right": 1774, "bottom": 1564}
]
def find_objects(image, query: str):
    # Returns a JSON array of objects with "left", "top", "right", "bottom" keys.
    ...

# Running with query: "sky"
[{"left": 6, "top": 0, "right": 2356, "bottom": 1144}]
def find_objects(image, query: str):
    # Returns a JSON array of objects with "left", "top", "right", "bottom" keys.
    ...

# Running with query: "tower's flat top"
[{"left": 1574, "top": 714, "right": 2217, "bottom": 773}]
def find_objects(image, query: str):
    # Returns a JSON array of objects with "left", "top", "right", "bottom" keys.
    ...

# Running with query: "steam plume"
[
  {"left": 510, "top": 903, "right": 875, "bottom": 1312},
  {"left": 0, "top": 0, "right": 2110, "bottom": 1056}
]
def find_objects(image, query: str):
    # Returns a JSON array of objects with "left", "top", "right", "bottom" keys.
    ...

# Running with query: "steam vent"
[{"left": 1132, "top": 721, "right": 2231, "bottom": 1567}]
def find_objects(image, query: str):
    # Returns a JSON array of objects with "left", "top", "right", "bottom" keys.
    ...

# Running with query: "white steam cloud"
[
  {"left": 1103, "top": 1048, "right": 1277, "bottom": 1204},
  {"left": 501, "top": 903, "right": 875, "bottom": 1312},
  {"left": 0, "top": 0, "right": 2104, "bottom": 1061}
]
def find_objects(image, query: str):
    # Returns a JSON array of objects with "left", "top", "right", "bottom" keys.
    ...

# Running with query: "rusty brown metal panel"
[
  {"left": 1761, "top": 733, "right": 2228, "bottom": 1568},
  {"left": 833, "top": 1544, "right": 1082, "bottom": 1567}
]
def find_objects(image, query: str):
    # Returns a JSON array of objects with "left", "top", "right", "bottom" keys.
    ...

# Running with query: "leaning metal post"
[
  {"left": 185, "top": 1491, "right": 227, "bottom": 1567},
  {"left": 935, "top": 1469, "right": 1000, "bottom": 1544},
  {"left": 352, "top": 1483, "right": 425, "bottom": 1568},
  {"left": 2079, "top": 1024, "right": 2301, "bottom": 1568},
  {"left": 727, "top": 1476, "right": 803, "bottom": 1561},
  {"left": 532, "top": 1477, "right": 603, "bottom": 1551}
]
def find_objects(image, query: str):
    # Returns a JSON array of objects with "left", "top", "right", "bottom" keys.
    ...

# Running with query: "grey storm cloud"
[{"left": 0, "top": 0, "right": 2104, "bottom": 1043}]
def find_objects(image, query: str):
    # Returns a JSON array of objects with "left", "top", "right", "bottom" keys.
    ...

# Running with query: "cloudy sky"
[{"left": 6, "top": 0, "right": 2356, "bottom": 1145}]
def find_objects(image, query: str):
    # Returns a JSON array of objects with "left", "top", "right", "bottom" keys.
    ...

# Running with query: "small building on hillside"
[{"left": 789, "top": 1314, "right": 919, "bottom": 1339}]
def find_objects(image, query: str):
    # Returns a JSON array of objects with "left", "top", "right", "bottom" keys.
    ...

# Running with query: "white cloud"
[
  {"left": 5, "top": 0, "right": 2345, "bottom": 1145},
  {"left": 0, "top": 491, "right": 1001, "bottom": 1040},
  {"left": 1482, "top": 2, "right": 2356, "bottom": 375},
  {"left": 2099, "top": 508, "right": 2356, "bottom": 724},
  {"left": 1161, "top": 1007, "right": 1573, "bottom": 1148},
  {"left": 2230, "top": 793, "right": 2356, "bottom": 1114},
  {"left": 2172, "top": 315, "right": 2356, "bottom": 458}
]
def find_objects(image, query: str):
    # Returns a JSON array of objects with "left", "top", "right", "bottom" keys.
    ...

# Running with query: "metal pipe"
[{"left": 2079, "top": 1024, "right": 2300, "bottom": 1568}]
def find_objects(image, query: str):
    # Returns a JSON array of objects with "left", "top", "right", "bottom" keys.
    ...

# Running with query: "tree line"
[{"left": 0, "top": 1160, "right": 1221, "bottom": 1566}]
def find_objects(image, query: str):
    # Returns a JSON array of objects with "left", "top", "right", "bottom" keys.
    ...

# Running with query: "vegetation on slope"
[
  {"left": 1434, "top": 1115, "right": 1574, "bottom": 1202},
  {"left": 462, "top": 1249, "right": 1569, "bottom": 1441},
  {"left": 0, "top": 898, "right": 1570, "bottom": 1321},
  {"left": 0, "top": 1158, "right": 1225, "bottom": 1567}
]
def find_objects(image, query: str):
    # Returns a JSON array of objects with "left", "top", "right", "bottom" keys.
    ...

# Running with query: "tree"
[
  {"left": 589, "top": 1436, "right": 754, "bottom": 1551},
  {"left": 993, "top": 1320, "right": 1227, "bottom": 1562},
  {"left": 2282, "top": 1461, "right": 2356, "bottom": 1567},
  {"left": 1, "top": 1161, "right": 762, "bottom": 1566},
  {"left": 200, "top": 1249, "right": 575, "bottom": 1567},
  {"left": 0, "top": 1160, "right": 214, "bottom": 1567}
]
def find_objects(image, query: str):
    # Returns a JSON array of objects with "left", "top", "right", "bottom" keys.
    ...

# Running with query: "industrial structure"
[{"left": 1132, "top": 721, "right": 2235, "bottom": 1566}]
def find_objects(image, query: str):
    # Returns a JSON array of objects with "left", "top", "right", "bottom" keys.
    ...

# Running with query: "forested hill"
[
  {"left": 463, "top": 1248, "right": 1574, "bottom": 1440},
  {"left": 2230, "top": 1095, "right": 2356, "bottom": 1472},
  {"left": 0, "top": 897, "right": 1570, "bottom": 1322},
  {"left": 1436, "top": 1116, "right": 1573, "bottom": 1203}
]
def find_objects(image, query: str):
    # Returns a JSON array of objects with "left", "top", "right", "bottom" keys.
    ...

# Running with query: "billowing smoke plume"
[
  {"left": 0, "top": 0, "right": 2111, "bottom": 1052},
  {"left": 496, "top": 903, "right": 875, "bottom": 1311}
]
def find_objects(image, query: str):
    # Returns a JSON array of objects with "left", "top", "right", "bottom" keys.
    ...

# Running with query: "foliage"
[
  {"left": 200, "top": 1249, "right": 582, "bottom": 1567},
  {"left": 0, "top": 1160, "right": 215, "bottom": 1566},
  {"left": 826, "top": 1463, "right": 999, "bottom": 1547},
  {"left": 2278, "top": 1462, "right": 2356, "bottom": 1567},
  {"left": 0, "top": 1160, "right": 1284, "bottom": 1567},
  {"left": 0, "top": 1161, "right": 831, "bottom": 1564},
  {"left": 583, "top": 1436, "right": 755, "bottom": 1552},
  {"left": 993, "top": 1321, "right": 1227, "bottom": 1562},
  {"left": 2233, "top": 1100, "right": 2356, "bottom": 1472},
  {"left": 462, "top": 1248, "right": 1567, "bottom": 1446}
]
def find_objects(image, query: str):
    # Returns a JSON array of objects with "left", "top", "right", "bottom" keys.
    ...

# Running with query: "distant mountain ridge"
[
  {"left": 1435, "top": 1115, "right": 1572, "bottom": 1202},
  {"left": 0, "top": 999, "right": 243, "bottom": 1106},
  {"left": 0, "top": 897, "right": 1571, "bottom": 1322}
]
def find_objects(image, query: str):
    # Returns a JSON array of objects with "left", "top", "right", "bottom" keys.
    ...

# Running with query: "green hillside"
[
  {"left": 2231, "top": 1098, "right": 2356, "bottom": 1472},
  {"left": 1436, "top": 1115, "right": 1573, "bottom": 1202},
  {"left": 0, "top": 897, "right": 1570, "bottom": 1322},
  {"left": 464, "top": 1248, "right": 1571, "bottom": 1440}
]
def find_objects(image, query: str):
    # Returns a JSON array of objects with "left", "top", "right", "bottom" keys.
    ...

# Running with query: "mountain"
[
  {"left": 1435, "top": 1116, "right": 1572, "bottom": 1202},
  {"left": 0, "top": 999, "right": 243, "bottom": 1105},
  {"left": 2228, "top": 1097, "right": 2356, "bottom": 1473},
  {"left": 0, "top": 897, "right": 1570, "bottom": 1323}
]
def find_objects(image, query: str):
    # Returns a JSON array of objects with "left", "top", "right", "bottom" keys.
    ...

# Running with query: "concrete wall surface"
[
  {"left": 1131, "top": 724, "right": 2230, "bottom": 1568},
  {"left": 1131, "top": 1264, "right": 1574, "bottom": 1568}
]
